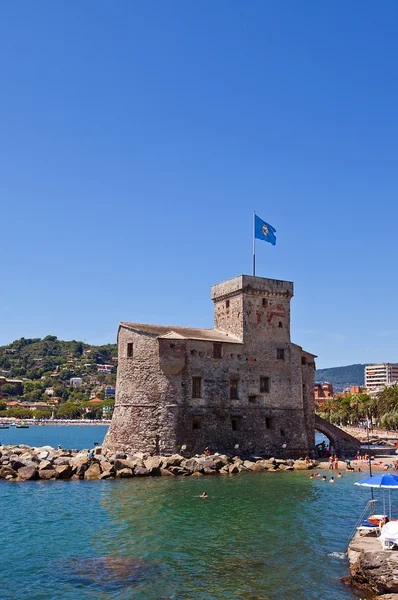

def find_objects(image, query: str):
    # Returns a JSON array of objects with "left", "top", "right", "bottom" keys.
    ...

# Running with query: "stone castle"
[{"left": 103, "top": 274, "right": 316, "bottom": 458}]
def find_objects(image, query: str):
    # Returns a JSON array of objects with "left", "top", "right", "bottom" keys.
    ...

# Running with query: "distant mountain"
[{"left": 315, "top": 364, "right": 365, "bottom": 392}]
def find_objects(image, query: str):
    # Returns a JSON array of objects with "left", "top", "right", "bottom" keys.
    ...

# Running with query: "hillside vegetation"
[
  {"left": 0, "top": 336, "right": 117, "bottom": 419},
  {"left": 315, "top": 364, "right": 365, "bottom": 391}
]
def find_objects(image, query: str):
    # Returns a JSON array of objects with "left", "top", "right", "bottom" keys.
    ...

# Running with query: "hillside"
[
  {"left": 0, "top": 336, "right": 118, "bottom": 417},
  {"left": 315, "top": 364, "right": 365, "bottom": 391}
]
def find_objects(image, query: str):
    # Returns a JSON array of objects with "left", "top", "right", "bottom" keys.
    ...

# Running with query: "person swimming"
[
  {"left": 322, "top": 476, "right": 327, "bottom": 481},
  {"left": 330, "top": 477, "right": 334, "bottom": 483},
  {"left": 200, "top": 492, "right": 208, "bottom": 498},
  {"left": 338, "top": 472, "right": 343, "bottom": 478}
]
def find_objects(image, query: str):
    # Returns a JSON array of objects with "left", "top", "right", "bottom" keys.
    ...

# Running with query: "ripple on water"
[{"left": 1, "top": 469, "right": 374, "bottom": 600}]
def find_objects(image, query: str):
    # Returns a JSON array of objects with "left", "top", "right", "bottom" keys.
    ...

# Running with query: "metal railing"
[{"left": 348, "top": 499, "right": 377, "bottom": 541}]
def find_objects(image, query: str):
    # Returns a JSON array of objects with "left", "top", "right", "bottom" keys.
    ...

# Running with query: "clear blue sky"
[{"left": 1, "top": 1, "right": 398, "bottom": 368}]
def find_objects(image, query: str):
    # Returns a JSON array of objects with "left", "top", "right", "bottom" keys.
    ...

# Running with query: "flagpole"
[{"left": 253, "top": 211, "right": 256, "bottom": 276}]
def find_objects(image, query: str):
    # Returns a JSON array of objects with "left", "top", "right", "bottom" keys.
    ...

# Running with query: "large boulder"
[
  {"left": 181, "top": 458, "right": 201, "bottom": 473},
  {"left": 37, "top": 451, "right": 50, "bottom": 461},
  {"left": 116, "top": 468, "right": 133, "bottom": 478},
  {"left": 114, "top": 458, "right": 140, "bottom": 471},
  {"left": 17, "top": 466, "right": 38, "bottom": 480},
  {"left": 53, "top": 456, "right": 72, "bottom": 466},
  {"left": 84, "top": 463, "right": 101, "bottom": 480},
  {"left": 134, "top": 466, "right": 150, "bottom": 476},
  {"left": 38, "top": 460, "right": 53, "bottom": 470},
  {"left": 99, "top": 470, "right": 114, "bottom": 479},
  {"left": 0, "top": 466, "right": 17, "bottom": 479},
  {"left": 38, "top": 469, "right": 57, "bottom": 480},
  {"left": 55, "top": 464, "right": 73, "bottom": 479},
  {"left": 100, "top": 460, "right": 115, "bottom": 474},
  {"left": 143, "top": 457, "right": 162, "bottom": 474},
  {"left": 161, "top": 454, "right": 184, "bottom": 467},
  {"left": 294, "top": 460, "right": 310, "bottom": 470},
  {"left": 10, "top": 459, "right": 28, "bottom": 471}
]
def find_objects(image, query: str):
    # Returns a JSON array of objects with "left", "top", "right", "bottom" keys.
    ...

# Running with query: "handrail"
[{"left": 348, "top": 499, "right": 377, "bottom": 541}]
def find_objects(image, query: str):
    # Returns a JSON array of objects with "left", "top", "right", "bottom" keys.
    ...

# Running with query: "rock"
[
  {"left": 168, "top": 466, "right": 188, "bottom": 476},
  {"left": 219, "top": 465, "right": 230, "bottom": 474},
  {"left": 232, "top": 456, "right": 244, "bottom": 465},
  {"left": 99, "top": 471, "right": 114, "bottom": 479},
  {"left": 212, "top": 456, "right": 229, "bottom": 469},
  {"left": 55, "top": 464, "right": 73, "bottom": 479},
  {"left": 161, "top": 454, "right": 184, "bottom": 467},
  {"left": 160, "top": 468, "right": 174, "bottom": 476},
  {"left": 133, "top": 452, "right": 146, "bottom": 460},
  {"left": 143, "top": 457, "right": 162, "bottom": 473},
  {"left": 114, "top": 451, "right": 127, "bottom": 459},
  {"left": 229, "top": 464, "right": 240, "bottom": 474},
  {"left": 243, "top": 460, "right": 255, "bottom": 470},
  {"left": 182, "top": 458, "right": 200, "bottom": 472},
  {"left": 100, "top": 460, "right": 114, "bottom": 473},
  {"left": 251, "top": 462, "right": 266, "bottom": 473},
  {"left": 0, "top": 466, "right": 17, "bottom": 478},
  {"left": 94, "top": 446, "right": 102, "bottom": 455},
  {"left": 10, "top": 459, "right": 28, "bottom": 471},
  {"left": 294, "top": 460, "right": 310, "bottom": 470},
  {"left": 53, "top": 457, "right": 72, "bottom": 466},
  {"left": 191, "top": 471, "right": 203, "bottom": 476},
  {"left": 134, "top": 466, "right": 149, "bottom": 476},
  {"left": 85, "top": 463, "right": 101, "bottom": 480},
  {"left": 17, "top": 466, "right": 38, "bottom": 480},
  {"left": 117, "top": 468, "right": 133, "bottom": 478},
  {"left": 38, "top": 469, "right": 57, "bottom": 480},
  {"left": 203, "top": 467, "right": 217, "bottom": 475},
  {"left": 38, "top": 460, "right": 53, "bottom": 470},
  {"left": 114, "top": 458, "right": 140, "bottom": 471},
  {"left": 37, "top": 451, "right": 49, "bottom": 460}
]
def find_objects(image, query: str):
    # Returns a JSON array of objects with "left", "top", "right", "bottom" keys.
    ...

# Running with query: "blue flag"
[{"left": 255, "top": 215, "right": 276, "bottom": 245}]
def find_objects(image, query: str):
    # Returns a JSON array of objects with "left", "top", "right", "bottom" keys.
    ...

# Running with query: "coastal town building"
[
  {"left": 69, "top": 377, "right": 83, "bottom": 388},
  {"left": 365, "top": 363, "right": 398, "bottom": 393},
  {"left": 0, "top": 376, "right": 23, "bottom": 398},
  {"left": 314, "top": 382, "right": 334, "bottom": 404},
  {"left": 105, "top": 385, "right": 116, "bottom": 398},
  {"left": 104, "top": 274, "right": 317, "bottom": 457}
]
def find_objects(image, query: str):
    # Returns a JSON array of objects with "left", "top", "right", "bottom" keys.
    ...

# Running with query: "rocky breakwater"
[
  {"left": 0, "top": 444, "right": 318, "bottom": 481},
  {"left": 346, "top": 532, "right": 398, "bottom": 598}
]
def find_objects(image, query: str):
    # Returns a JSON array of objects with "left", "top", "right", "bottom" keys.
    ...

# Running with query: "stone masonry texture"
[{"left": 103, "top": 275, "right": 318, "bottom": 457}]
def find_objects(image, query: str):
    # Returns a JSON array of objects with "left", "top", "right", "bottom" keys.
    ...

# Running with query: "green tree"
[{"left": 56, "top": 403, "right": 82, "bottom": 419}]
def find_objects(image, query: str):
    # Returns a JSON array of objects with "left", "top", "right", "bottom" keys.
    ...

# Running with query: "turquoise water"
[
  {"left": 0, "top": 424, "right": 108, "bottom": 449},
  {"left": 1, "top": 426, "right": 378, "bottom": 599}
]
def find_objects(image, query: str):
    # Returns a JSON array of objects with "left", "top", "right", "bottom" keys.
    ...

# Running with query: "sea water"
[{"left": 1, "top": 426, "right": 375, "bottom": 599}]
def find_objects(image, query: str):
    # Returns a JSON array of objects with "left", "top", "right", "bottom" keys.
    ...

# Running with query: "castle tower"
[
  {"left": 212, "top": 275, "right": 293, "bottom": 344},
  {"left": 103, "top": 273, "right": 316, "bottom": 458}
]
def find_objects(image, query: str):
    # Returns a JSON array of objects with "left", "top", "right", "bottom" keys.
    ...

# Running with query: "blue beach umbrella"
[
  {"left": 355, "top": 474, "right": 398, "bottom": 488},
  {"left": 355, "top": 474, "right": 398, "bottom": 519}
]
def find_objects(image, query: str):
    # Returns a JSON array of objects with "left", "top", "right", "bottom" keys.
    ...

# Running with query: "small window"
[
  {"left": 278, "top": 321, "right": 283, "bottom": 328},
  {"left": 191, "top": 349, "right": 197, "bottom": 356},
  {"left": 262, "top": 298, "right": 266, "bottom": 306},
  {"left": 280, "top": 429, "right": 285, "bottom": 437},
  {"left": 277, "top": 348, "right": 285, "bottom": 360},
  {"left": 127, "top": 343, "right": 133, "bottom": 358},
  {"left": 265, "top": 417, "right": 273, "bottom": 429},
  {"left": 230, "top": 379, "right": 239, "bottom": 400},
  {"left": 248, "top": 395, "right": 257, "bottom": 404},
  {"left": 192, "top": 377, "right": 202, "bottom": 398},
  {"left": 260, "top": 377, "right": 270, "bottom": 393},
  {"left": 213, "top": 343, "right": 222, "bottom": 359},
  {"left": 302, "top": 384, "right": 306, "bottom": 394},
  {"left": 301, "top": 356, "right": 307, "bottom": 365},
  {"left": 226, "top": 300, "right": 230, "bottom": 309},
  {"left": 170, "top": 343, "right": 175, "bottom": 348},
  {"left": 231, "top": 416, "right": 242, "bottom": 431},
  {"left": 192, "top": 416, "right": 203, "bottom": 430}
]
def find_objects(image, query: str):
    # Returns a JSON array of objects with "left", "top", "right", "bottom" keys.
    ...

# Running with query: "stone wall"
[{"left": 103, "top": 275, "right": 317, "bottom": 457}]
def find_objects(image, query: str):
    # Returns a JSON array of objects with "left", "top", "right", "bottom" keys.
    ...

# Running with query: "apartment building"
[{"left": 365, "top": 363, "right": 398, "bottom": 392}]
